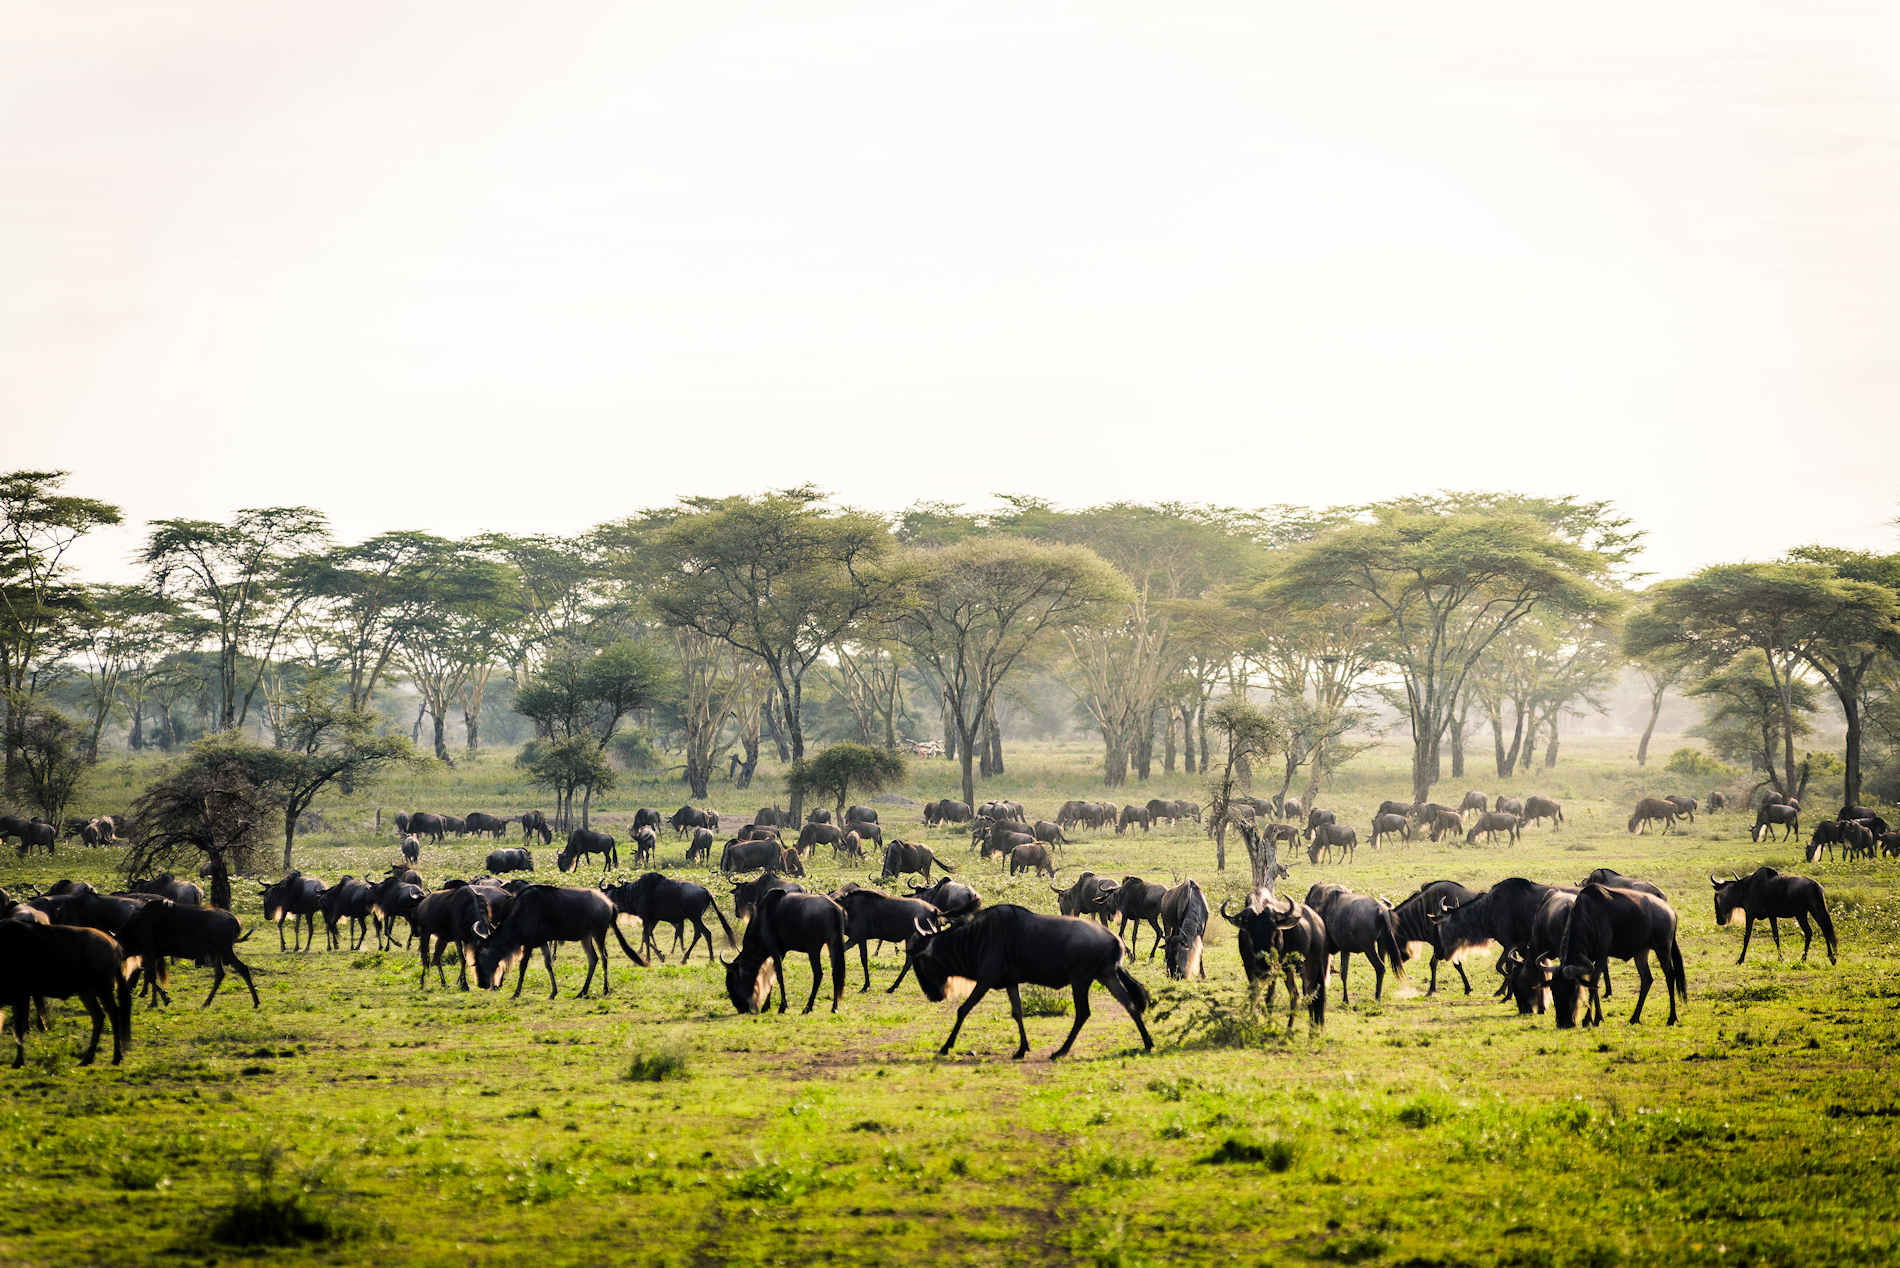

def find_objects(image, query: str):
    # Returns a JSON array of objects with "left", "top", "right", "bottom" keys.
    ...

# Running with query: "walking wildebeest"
[
  {"left": 1712, "top": 867, "right": 1837, "bottom": 964},
  {"left": 603, "top": 873, "right": 734, "bottom": 963},
  {"left": 723, "top": 889, "right": 846, "bottom": 1015},
  {"left": 118, "top": 899, "right": 259, "bottom": 1009},
  {"left": 1307, "top": 822, "right": 1357, "bottom": 864},
  {"left": 1522, "top": 796, "right": 1564, "bottom": 830},
  {"left": 260, "top": 872, "right": 325, "bottom": 952},
  {"left": 0, "top": 815, "right": 56, "bottom": 857},
  {"left": 0, "top": 922, "right": 131, "bottom": 1067},
  {"left": 1220, "top": 894, "right": 1327, "bottom": 1032},
  {"left": 880, "top": 840, "right": 953, "bottom": 884},
  {"left": 1369, "top": 813, "right": 1411, "bottom": 849},
  {"left": 1751, "top": 802, "right": 1799, "bottom": 843},
  {"left": 474, "top": 885, "right": 647, "bottom": 998},
  {"left": 924, "top": 799, "right": 973, "bottom": 827},
  {"left": 1458, "top": 791, "right": 1488, "bottom": 814},
  {"left": 1159, "top": 879, "right": 1208, "bottom": 980},
  {"left": 1007, "top": 842, "right": 1056, "bottom": 878},
  {"left": 319, "top": 877, "right": 378, "bottom": 951},
  {"left": 1303, "top": 883, "right": 1404, "bottom": 1005},
  {"left": 1116, "top": 805, "right": 1151, "bottom": 835},
  {"left": 1626, "top": 798, "right": 1678, "bottom": 834},
  {"left": 836, "top": 889, "right": 941, "bottom": 992},
  {"left": 407, "top": 812, "right": 449, "bottom": 842},
  {"left": 485, "top": 847, "right": 535, "bottom": 874},
  {"left": 399, "top": 833, "right": 421, "bottom": 865},
  {"left": 1549, "top": 883, "right": 1685, "bottom": 1027},
  {"left": 722, "top": 837, "right": 802, "bottom": 876},
  {"left": 1109, "top": 876, "right": 1167, "bottom": 955},
  {"left": 797, "top": 821, "right": 843, "bottom": 856},
  {"left": 367, "top": 876, "right": 424, "bottom": 949},
  {"left": 1664, "top": 795, "right": 1698, "bottom": 823},
  {"left": 558, "top": 829, "right": 617, "bottom": 873},
  {"left": 1465, "top": 811, "right": 1522, "bottom": 845},
  {"left": 904, "top": 904, "right": 1154, "bottom": 1059},
  {"left": 1392, "top": 880, "right": 1484, "bottom": 995},
  {"left": 466, "top": 812, "right": 510, "bottom": 838},
  {"left": 670, "top": 805, "right": 717, "bottom": 835}
]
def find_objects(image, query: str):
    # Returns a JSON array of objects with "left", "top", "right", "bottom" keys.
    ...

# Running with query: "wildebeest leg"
[
  {"left": 77, "top": 990, "right": 105, "bottom": 1065},
  {"left": 801, "top": 951, "right": 823, "bottom": 1015},
  {"left": 203, "top": 959, "right": 227, "bottom": 1008},
  {"left": 511, "top": 950, "right": 535, "bottom": 998},
  {"left": 1630, "top": 953, "right": 1653, "bottom": 1024},
  {"left": 775, "top": 955, "right": 791, "bottom": 1013},
  {"left": 576, "top": 939, "right": 599, "bottom": 998},
  {"left": 1737, "top": 916, "right": 1754, "bottom": 964},
  {"left": 854, "top": 937, "right": 871, "bottom": 992},
  {"left": 1768, "top": 917, "right": 1783, "bottom": 958},
  {"left": 1003, "top": 984, "right": 1033, "bottom": 1058},
  {"left": 229, "top": 953, "right": 260, "bottom": 1007},
  {"left": 1794, "top": 912, "right": 1814, "bottom": 962},
  {"left": 1455, "top": 959, "right": 1473, "bottom": 995},
  {"left": 686, "top": 917, "right": 712, "bottom": 963},
  {"left": 1338, "top": 953, "right": 1351, "bottom": 1006},
  {"left": 277, "top": 916, "right": 288, "bottom": 953},
  {"left": 1369, "top": 952, "right": 1385, "bottom": 1000},
  {"left": 1046, "top": 980, "right": 1093, "bottom": 1059},
  {"left": 887, "top": 954, "right": 914, "bottom": 993},
  {"left": 8, "top": 998, "right": 26, "bottom": 1067},
  {"left": 938, "top": 983, "right": 989, "bottom": 1054}
]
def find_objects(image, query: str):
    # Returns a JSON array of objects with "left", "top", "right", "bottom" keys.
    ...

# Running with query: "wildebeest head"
[
  {"left": 721, "top": 951, "right": 777, "bottom": 1013},
  {"left": 1711, "top": 873, "right": 1744, "bottom": 926},
  {"left": 903, "top": 915, "right": 964, "bottom": 1003}
]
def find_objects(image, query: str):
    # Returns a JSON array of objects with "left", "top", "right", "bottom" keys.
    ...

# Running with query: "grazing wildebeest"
[
  {"left": 1465, "top": 812, "right": 1522, "bottom": 845},
  {"left": 628, "top": 825, "right": 657, "bottom": 868},
  {"left": 1458, "top": 791, "right": 1488, "bottom": 814},
  {"left": 1375, "top": 799, "right": 1417, "bottom": 821},
  {"left": 978, "top": 800, "right": 1026, "bottom": 823},
  {"left": 1369, "top": 813, "right": 1411, "bottom": 849},
  {"left": 1170, "top": 800, "right": 1202, "bottom": 825},
  {"left": 128, "top": 874, "right": 203, "bottom": 907},
  {"left": 1159, "top": 879, "right": 1208, "bottom": 980},
  {"left": 1807, "top": 820, "right": 1846, "bottom": 861},
  {"left": 796, "top": 821, "right": 843, "bottom": 857},
  {"left": 1303, "top": 808, "right": 1335, "bottom": 841},
  {"left": 319, "top": 877, "right": 378, "bottom": 951},
  {"left": 1493, "top": 796, "right": 1524, "bottom": 818},
  {"left": 721, "top": 837, "right": 801, "bottom": 875},
  {"left": 904, "top": 904, "right": 1153, "bottom": 1059},
  {"left": 1521, "top": 796, "right": 1564, "bottom": 831},
  {"left": 1031, "top": 820, "right": 1068, "bottom": 849},
  {"left": 1496, "top": 889, "right": 1581, "bottom": 1019},
  {"left": 723, "top": 890, "right": 846, "bottom": 1015},
  {"left": 1307, "top": 822, "right": 1357, "bottom": 864},
  {"left": 633, "top": 807, "right": 663, "bottom": 837},
  {"left": 909, "top": 877, "right": 981, "bottom": 920},
  {"left": 684, "top": 827, "right": 715, "bottom": 865},
  {"left": 1712, "top": 867, "right": 1837, "bottom": 964},
  {"left": 1751, "top": 802, "right": 1800, "bottom": 843},
  {"left": 474, "top": 885, "right": 647, "bottom": 999},
  {"left": 924, "top": 799, "right": 974, "bottom": 827},
  {"left": 1430, "top": 877, "right": 1563, "bottom": 968},
  {"left": 1303, "top": 883, "right": 1404, "bottom": 1005},
  {"left": 411, "top": 885, "right": 501, "bottom": 990},
  {"left": 557, "top": 829, "right": 617, "bottom": 873},
  {"left": 0, "top": 922, "right": 131, "bottom": 1067},
  {"left": 1626, "top": 798, "right": 1678, "bottom": 834},
  {"left": 1838, "top": 803, "right": 1881, "bottom": 823},
  {"left": 1113, "top": 804, "right": 1149, "bottom": 835},
  {"left": 519, "top": 810, "right": 554, "bottom": 844},
  {"left": 260, "top": 872, "right": 326, "bottom": 952},
  {"left": 367, "top": 876, "right": 424, "bottom": 949},
  {"left": 602, "top": 873, "right": 734, "bottom": 963},
  {"left": 1054, "top": 800, "right": 1090, "bottom": 831},
  {"left": 408, "top": 812, "right": 449, "bottom": 843},
  {"left": 1423, "top": 808, "right": 1464, "bottom": 842},
  {"left": 1007, "top": 842, "right": 1056, "bottom": 878},
  {"left": 1664, "top": 795, "right": 1698, "bottom": 823},
  {"left": 880, "top": 840, "right": 953, "bottom": 884},
  {"left": 1550, "top": 883, "right": 1686, "bottom": 1027},
  {"left": 1052, "top": 872, "right": 1119, "bottom": 926},
  {"left": 1220, "top": 894, "right": 1326, "bottom": 1032},
  {"left": 118, "top": 899, "right": 258, "bottom": 1009},
  {"left": 834, "top": 830, "right": 867, "bottom": 862},
  {"left": 730, "top": 872, "right": 806, "bottom": 922},
  {"left": 670, "top": 806, "right": 717, "bottom": 835},
  {"left": 1144, "top": 798, "right": 1177, "bottom": 828},
  {"left": 486, "top": 847, "right": 535, "bottom": 874},
  {"left": 835, "top": 889, "right": 942, "bottom": 992},
  {"left": 466, "top": 812, "right": 510, "bottom": 838},
  {"left": 394, "top": 811, "right": 411, "bottom": 836},
  {"left": 1392, "top": 880, "right": 1484, "bottom": 995},
  {"left": 0, "top": 815, "right": 56, "bottom": 857},
  {"left": 1109, "top": 876, "right": 1167, "bottom": 955}
]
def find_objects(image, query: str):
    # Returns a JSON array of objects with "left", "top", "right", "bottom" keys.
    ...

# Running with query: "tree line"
[{"left": 4, "top": 470, "right": 1898, "bottom": 836}]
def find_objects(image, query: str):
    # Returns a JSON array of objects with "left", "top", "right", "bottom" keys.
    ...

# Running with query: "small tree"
[
  {"left": 124, "top": 740, "right": 282, "bottom": 908},
  {"left": 1203, "top": 697, "right": 1286, "bottom": 881},
  {"left": 14, "top": 700, "right": 88, "bottom": 828},
  {"left": 519, "top": 736, "right": 616, "bottom": 830},
  {"left": 267, "top": 691, "right": 417, "bottom": 867},
  {"left": 786, "top": 743, "right": 907, "bottom": 822}
]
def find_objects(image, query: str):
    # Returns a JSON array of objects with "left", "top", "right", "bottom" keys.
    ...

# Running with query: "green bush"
[{"left": 1664, "top": 748, "right": 1733, "bottom": 780}]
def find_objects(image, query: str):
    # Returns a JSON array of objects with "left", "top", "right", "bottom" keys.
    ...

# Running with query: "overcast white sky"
[{"left": 5, "top": 2, "right": 1897, "bottom": 582}]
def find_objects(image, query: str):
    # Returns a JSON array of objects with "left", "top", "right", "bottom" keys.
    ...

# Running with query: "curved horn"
[
  {"left": 1218, "top": 898, "right": 1242, "bottom": 926},
  {"left": 912, "top": 916, "right": 936, "bottom": 939},
  {"left": 1538, "top": 955, "right": 1561, "bottom": 971},
  {"left": 1709, "top": 874, "right": 1723, "bottom": 888},
  {"left": 1270, "top": 893, "right": 1293, "bottom": 918},
  {"left": 719, "top": 954, "right": 733, "bottom": 967},
  {"left": 1050, "top": 883, "right": 1065, "bottom": 896}
]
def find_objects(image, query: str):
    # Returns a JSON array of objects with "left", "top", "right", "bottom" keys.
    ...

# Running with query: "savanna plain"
[{"left": 3, "top": 737, "right": 1896, "bottom": 1267}]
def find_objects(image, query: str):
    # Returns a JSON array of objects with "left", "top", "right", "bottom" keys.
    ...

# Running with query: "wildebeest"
[
  {"left": 442, "top": 815, "right": 469, "bottom": 837},
  {"left": 632, "top": 807, "right": 663, "bottom": 837},
  {"left": 1550, "top": 883, "right": 1686, "bottom": 1026},
  {"left": 602, "top": 873, "right": 734, "bottom": 963},
  {"left": 1581, "top": 868, "right": 1666, "bottom": 899},
  {"left": 1712, "top": 867, "right": 1837, "bottom": 964},
  {"left": 723, "top": 889, "right": 846, "bottom": 1015},
  {"left": 1307, "top": 822, "right": 1357, "bottom": 864},
  {"left": 1144, "top": 798, "right": 1177, "bottom": 828},
  {"left": 1493, "top": 796, "right": 1524, "bottom": 818},
  {"left": 485, "top": 847, "right": 535, "bottom": 874},
  {"left": 910, "top": 877, "right": 981, "bottom": 920},
  {"left": 1626, "top": 798, "right": 1678, "bottom": 834},
  {"left": 832, "top": 829, "right": 867, "bottom": 862},
  {"left": 806, "top": 807, "right": 833, "bottom": 825},
  {"left": 0, "top": 815, "right": 56, "bottom": 857},
  {"left": 1303, "top": 808, "right": 1335, "bottom": 841},
  {"left": 721, "top": 836, "right": 802, "bottom": 876},
  {"left": 393, "top": 811, "right": 411, "bottom": 836},
  {"left": 1392, "top": 880, "right": 1484, "bottom": 995},
  {"left": 399, "top": 832, "right": 421, "bottom": 865},
  {"left": 844, "top": 805, "right": 879, "bottom": 827},
  {"left": 1221, "top": 894, "right": 1326, "bottom": 1032},
  {"left": 796, "top": 821, "right": 843, "bottom": 857},
  {"left": 557, "top": 828, "right": 617, "bottom": 873},
  {"left": 118, "top": 899, "right": 258, "bottom": 1009},
  {"left": 474, "top": 885, "right": 647, "bottom": 998},
  {"left": 465, "top": 812, "right": 510, "bottom": 838},
  {"left": 629, "top": 825, "right": 658, "bottom": 868},
  {"left": 670, "top": 805, "right": 717, "bottom": 835},
  {"left": 1521, "top": 796, "right": 1565, "bottom": 831},
  {"left": 1707, "top": 792, "right": 1728, "bottom": 812},
  {"left": 747, "top": 805, "right": 784, "bottom": 828},
  {"left": 924, "top": 799, "right": 974, "bottom": 827},
  {"left": 1458, "top": 791, "right": 1488, "bottom": 814},
  {"left": 1303, "top": 883, "right": 1404, "bottom": 1004},
  {"left": 730, "top": 872, "right": 806, "bottom": 922},
  {"left": 366, "top": 876, "right": 424, "bottom": 948},
  {"left": 1497, "top": 889, "right": 1580, "bottom": 1019},
  {"left": 1369, "top": 813, "right": 1411, "bottom": 849},
  {"left": 1664, "top": 795, "right": 1698, "bottom": 823},
  {"left": 684, "top": 827, "right": 715, "bottom": 865},
  {"left": 319, "top": 877, "right": 378, "bottom": 951},
  {"left": 1838, "top": 803, "right": 1881, "bottom": 823},
  {"left": 519, "top": 810, "right": 554, "bottom": 844},
  {"left": 260, "top": 872, "right": 325, "bottom": 951},
  {"left": 1429, "top": 878, "right": 1563, "bottom": 980},
  {"left": 978, "top": 799, "right": 1026, "bottom": 823},
  {"left": 1115, "top": 804, "right": 1150, "bottom": 835},
  {"left": 1007, "top": 842, "right": 1056, "bottom": 878},
  {"left": 128, "top": 874, "right": 203, "bottom": 907},
  {"left": 1422, "top": 808, "right": 1464, "bottom": 842},
  {"left": 835, "top": 889, "right": 941, "bottom": 992},
  {"left": 1052, "top": 872, "right": 1119, "bottom": 926},
  {"left": 880, "top": 839, "right": 953, "bottom": 884},
  {"left": 1751, "top": 801, "right": 1800, "bottom": 843},
  {"left": 0, "top": 921, "right": 132, "bottom": 1067},
  {"left": 904, "top": 904, "right": 1153, "bottom": 1059},
  {"left": 1159, "top": 879, "right": 1208, "bottom": 980},
  {"left": 1465, "top": 812, "right": 1522, "bottom": 845},
  {"left": 1109, "top": 876, "right": 1167, "bottom": 955},
  {"left": 411, "top": 884, "right": 502, "bottom": 990},
  {"left": 1031, "top": 820, "right": 1068, "bottom": 849},
  {"left": 407, "top": 812, "right": 449, "bottom": 842}
]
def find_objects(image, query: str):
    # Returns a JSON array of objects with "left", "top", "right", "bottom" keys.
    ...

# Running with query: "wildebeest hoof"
[{"left": 1012, "top": 1049, "right": 1027, "bottom": 1059}]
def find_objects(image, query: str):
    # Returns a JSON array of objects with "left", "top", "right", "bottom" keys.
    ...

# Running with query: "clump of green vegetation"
[
  {"left": 1200, "top": 1135, "right": 1296, "bottom": 1171},
  {"left": 730, "top": 1157, "right": 827, "bottom": 1200},
  {"left": 1665, "top": 747, "right": 1733, "bottom": 779},
  {"left": 626, "top": 1049, "right": 688, "bottom": 1082},
  {"left": 1019, "top": 986, "right": 1070, "bottom": 1016},
  {"left": 106, "top": 1156, "right": 169, "bottom": 1192},
  {"left": 1395, "top": 1094, "right": 1454, "bottom": 1129},
  {"left": 205, "top": 1149, "right": 358, "bottom": 1249}
]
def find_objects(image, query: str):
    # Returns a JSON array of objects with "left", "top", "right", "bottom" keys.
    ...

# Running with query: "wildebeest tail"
[
  {"left": 1814, "top": 897, "right": 1838, "bottom": 958},
  {"left": 234, "top": 925, "right": 254, "bottom": 943},
  {"left": 610, "top": 920, "right": 650, "bottom": 967},
  {"left": 1115, "top": 964, "right": 1150, "bottom": 1014},
  {"left": 932, "top": 849, "right": 953, "bottom": 874},
  {"left": 1379, "top": 916, "right": 1406, "bottom": 977},
  {"left": 707, "top": 895, "right": 736, "bottom": 945},
  {"left": 1669, "top": 938, "right": 1688, "bottom": 1000}
]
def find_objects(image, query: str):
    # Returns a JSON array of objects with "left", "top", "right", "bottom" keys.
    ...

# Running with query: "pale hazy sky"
[{"left": 5, "top": 2, "right": 1898, "bottom": 581}]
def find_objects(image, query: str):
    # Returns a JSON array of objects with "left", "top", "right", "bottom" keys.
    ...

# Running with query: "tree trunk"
[
  {"left": 1180, "top": 705, "right": 1195, "bottom": 773},
  {"left": 1449, "top": 715, "right": 1466, "bottom": 779},
  {"left": 1410, "top": 712, "right": 1435, "bottom": 804},
  {"left": 1518, "top": 718, "right": 1538, "bottom": 774},
  {"left": 780, "top": 676, "right": 806, "bottom": 822},
  {"left": 984, "top": 711, "right": 1003, "bottom": 776},
  {"left": 1636, "top": 682, "right": 1666, "bottom": 767},
  {"left": 739, "top": 730, "right": 759, "bottom": 789},
  {"left": 1840, "top": 691, "right": 1863, "bottom": 809},
  {"left": 1161, "top": 710, "right": 1176, "bottom": 774},
  {"left": 1543, "top": 715, "right": 1561, "bottom": 769},
  {"left": 128, "top": 702, "right": 144, "bottom": 751},
  {"left": 206, "top": 851, "right": 231, "bottom": 911},
  {"left": 1501, "top": 702, "right": 1526, "bottom": 775},
  {"left": 581, "top": 785, "right": 592, "bottom": 829},
  {"left": 432, "top": 710, "right": 452, "bottom": 765},
  {"left": 762, "top": 695, "right": 791, "bottom": 763},
  {"left": 1197, "top": 702, "right": 1209, "bottom": 775},
  {"left": 463, "top": 709, "right": 480, "bottom": 753},
  {"left": 283, "top": 807, "right": 297, "bottom": 871},
  {"left": 941, "top": 704, "right": 958, "bottom": 762},
  {"left": 1102, "top": 730, "right": 1128, "bottom": 787},
  {"left": 687, "top": 759, "right": 710, "bottom": 799},
  {"left": 958, "top": 724, "right": 979, "bottom": 811},
  {"left": 1133, "top": 709, "right": 1155, "bottom": 782}
]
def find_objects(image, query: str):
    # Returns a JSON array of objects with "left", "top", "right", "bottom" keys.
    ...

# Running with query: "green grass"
[{"left": 2, "top": 735, "right": 1898, "bottom": 1264}]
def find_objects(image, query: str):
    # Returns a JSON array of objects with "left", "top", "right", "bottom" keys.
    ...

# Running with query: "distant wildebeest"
[
  {"left": 1307, "top": 822, "right": 1357, "bottom": 864},
  {"left": 806, "top": 808, "right": 833, "bottom": 825},
  {"left": 978, "top": 799, "right": 1026, "bottom": 823},
  {"left": 0, "top": 815, "right": 56, "bottom": 857},
  {"left": 1458, "top": 791, "right": 1488, "bottom": 814},
  {"left": 407, "top": 812, "right": 449, "bottom": 843},
  {"left": 836, "top": 889, "right": 941, "bottom": 992},
  {"left": 1626, "top": 798, "right": 1678, "bottom": 835},
  {"left": 1375, "top": 799, "right": 1417, "bottom": 822},
  {"left": 730, "top": 872, "right": 805, "bottom": 923},
  {"left": 1303, "top": 883, "right": 1404, "bottom": 1005},
  {"left": 127, "top": 874, "right": 203, "bottom": 907},
  {"left": 1007, "top": 842, "right": 1056, "bottom": 878},
  {"left": 367, "top": 876, "right": 424, "bottom": 949},
  {"left": 1303, "top": 808, "right": 1335, "bottom": 841},
  {"left": 834, "top": 830, "right": 867, "bottom": 862},
  {"left": 1392, "top": 880, "right": 1483, "bottom": 995},
  {"left": 485, "top": 847, "right": 535, "bottom": 875},
  {"left": 260, "top": 872, "right": 325, "bottom": 952},
  {"left": 1707, "top": 792, "right": 1727, "bottom": 813},
  {"left": 1116, "top": 805, "right": 1151, "bottom": 835},
  {"left": 1582, "top": 868, "right": 1666, "bottom": 899},
  {"left": 1423, "top": 808, "right": 1464, "bottom": 842},
  {"left": 400, "top": 833, "right": 420, "bottom": 864},
  {"left": 442, "top": 815, "right": 468, "bottom": 837},
  {"left": 1144, "top": 798, "right": 1177, "bottom": 828},
  {"left": 1369, "top": 813, "right": 1411, "bottom": 849},
  {"left": 1521, "top": 796, "right": 1564, "bottom": 831},
  {"left": 319, "top": 877, "right": 378, "bottom": 951},
  {"left": 1493, "top": 796, "right": 1525, "bottom": 818},
  {"left": 629, "top": 825, "right": 658, "bottom": 869},
  {"left": 603, "top": 873, "right": 734, "bottom": 963},
  {"left": 1052, "top": 872, "right": 1118, "bottom": 926},
  {"left": 722, "top": 836, "right": 802, "bottom": 876},
  {"left": 1031, "top": 820, "right": 1068, "bottom": 849},
  {"left": 797, "top": 821, "right": 843, "bottom": 857},
  {"left": 558, "top": 828, "right": 617, "bottom": 873},
  {"left": 909, "top": 877, "right": 981, "bottom": 920},
  {"left": 0, "top": 921, "right": 132, "bottom": 1067},
  {"left": 1109, "top": 876, "right": 1167, "bottom": 956},
  {"left": 118, "top": 898, "right": 259, "bottom": 1009},
  {"left": 1551, "top": 883, "right": 1686, "bottom": 1027},
  {"left": 1751, "top": 801, "right": 1800, "bottom": 843},
  {"left": 845, "top": 805, "right": 879, "bottom": 827},
  {"left": 670, "top": 805, "right": 717, "bottom": 835},
  {"left": 1465, "top": 812, "right": 1522, "bottom": 845},
  {"left": 924, "top": 799, "right": 973, "bottom": 827},
  {"left": 723, "top": 889, "right": 846, "bottom": 1015},
  {"left": 519, "top": 810, "right": 554, "bottom": 844},
  {"left": 903, "top": 904, "right": 1154, "bottom": 1059},
  {"left": 633, "top": 807, "right": 663, "bottom": 837},
  {"left": 1221, "top": 893, "right": 1326, "bottom": 1032},
  {"left": 1712, "top": 867, "right": 1837, "bottom": 964},
  {"left": 474, "top": 885, "right": 647, "bottom": 998},
  {"left": 880, "top": 840, "right": 953, "bottom": 884},
  {"left": 1159, "top": 879, "right": 1208, "bottom": 980},
  {"left": 465, "top": 812, "right": 510, "bottom": 838},
  {"left": 1664, "top": 796, "right": 1698, "bottom": 823},
  {"left": 685, "top": 827, "right": 715, "bottom": 865}
]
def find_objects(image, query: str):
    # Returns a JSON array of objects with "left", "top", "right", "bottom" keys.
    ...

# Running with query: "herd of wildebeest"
[{"left": 0, "top": 784, "right": 1873, "bottom": 1069}]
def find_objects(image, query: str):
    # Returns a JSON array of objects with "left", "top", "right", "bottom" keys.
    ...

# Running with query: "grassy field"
[{"left": 2, "top": 736, "right": 1897, "bottom": 1266}]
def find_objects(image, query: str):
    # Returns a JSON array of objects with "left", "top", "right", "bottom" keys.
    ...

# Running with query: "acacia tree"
[
  {"left": 1270, "top": 505, "right": 1615, "bottom": 803},
  {"left": 0, "top": 470, "right": 121, "bottom": 790},
  {"left": 265, "top": 690, "right": 416, "bottom": 867},
  {"left": 1783, "top": 547, "right": 1900, "bottom": 807},
  {"left": 514, "top": 639, "right": 666, "bottom": 825},
  {"left": 1688, "top": 657, "right": 1819, "bottom": 801},
  {"left": 124, "top": 738, "right": 282, "bottom": 907},
  {"left": 1632, "top": 648, "right": 1690, "bottom": 768},
  {"left": 1203, "top": 696, "right": 1287, "bottom": 880},
  {"left": 648, "top": 488, "right": 900, "bottom": 821},
  {"left": 62, "top": 585, "right": 175, "bottom": 759},
  {"left": 395, "top": 540, "right": 512, "bottom": 762},
  {"left": 13, "top": 701, "right": 89, "bottom": 828},
  {"left": 141, "top": 507, "right": 330, "bottom": 731},
  {"left": 887, "top": 536, "right": 1128, "bottom": 810},
  {"left": 298, "top": 531, "right": 462, "bottom": 713},
  {"left": 786, "top": 742, "right": 906, "bottom": 822}
]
